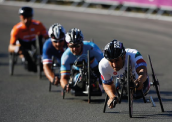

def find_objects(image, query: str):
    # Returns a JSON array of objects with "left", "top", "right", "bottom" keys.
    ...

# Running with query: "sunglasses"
[
  {"left": 68, "top": 44, "right": 81, "bottom": 48},
  {"left": 52, "top": 39, "right": 64, "bottom": 43}
]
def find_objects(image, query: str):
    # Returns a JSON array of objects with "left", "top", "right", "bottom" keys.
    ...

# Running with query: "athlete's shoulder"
[
  {"left": 44, "top": 38, "right": 51, "bottom": 45},
  {"left": 99, "top": 57, "right": 109, "bottom": 68},
  {"left": 62, "top": 48, "right": 71, "bottom": 56},
  {"left": 32, "top": 19, "right": 42, "bottom": 25},
  {"left": 13, "top": 22, "right": 23, "bottom": 30},
  {"left": 83, "top": 41, "right": 92, "bottom": 46},
  {"left": 83, "top": 41, "right": 94, "bottom": 50},
  {"left": 11, "top": 22, "right": 23, "bottom": 35},
  {"left": 125, "top": 48, "right": 138, "bottom": 53},
  {"left": 61, "top": 48, "right": 72, "bottom": 63},
  {"left": 43, "top": 38, "right": 52, "bottom": 48},
  {"left": 125, "top": 48, "right": 142, "bottom": 58},
  {"left": 83, "top": 41, "right": 95, "bottom": 46}
]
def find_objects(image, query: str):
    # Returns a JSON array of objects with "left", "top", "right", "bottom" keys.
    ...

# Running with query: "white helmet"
[
  {"left": 48, "top": 23, "right": 66, "bottom": 41},
  {"left": 65, "top": 28, "right": 84, "bottom": 44}
]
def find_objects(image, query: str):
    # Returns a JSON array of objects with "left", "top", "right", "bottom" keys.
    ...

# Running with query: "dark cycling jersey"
[
  {"left": 42, "top": 38, "right": 67, "bottom": 64},
  {"left": 60, "top": 41, "right": 103, "bottom": 75}
]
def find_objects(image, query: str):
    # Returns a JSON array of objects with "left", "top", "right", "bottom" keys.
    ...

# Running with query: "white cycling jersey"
[{"left": 99, "top": 48, "right": 147, "bottom": 84}]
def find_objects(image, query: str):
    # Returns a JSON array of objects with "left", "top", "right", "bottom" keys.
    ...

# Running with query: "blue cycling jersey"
[
  {"left": 42, "top": 38, "right": 67, "bottom": 64},
  {"left": 60, "top": 41, "right": 103, "bottom": 75}
]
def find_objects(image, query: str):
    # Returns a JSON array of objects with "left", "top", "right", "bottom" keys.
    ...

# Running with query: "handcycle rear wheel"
[
  {"left": 36, "top": 35, "right": 43, "bottom": 79},
  {"left": 127, "top": 55, "right": 133, "bottom": 118},
  {"left": 9, "top": 53, "right": 18, "bottom": 76},
  {"left": 103, "top": 94, "right": 108, "bottom": 113},
  {"left": 49, "top": 56, "right": 55, "bottom": 92},
  {"left": 87, "top": 50, "right": 91, "bottom": 103}
]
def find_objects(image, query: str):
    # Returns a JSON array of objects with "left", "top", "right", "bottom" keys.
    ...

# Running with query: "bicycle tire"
[
  {"left": 147, "top": 55, "right": 164, "bottom": 112},
  {"left": 63, "top": 89, "right": 65, "bottom": 99},
  {"left": 9, "top": 53, "right": 15, "bottom": 76},
  {"left": 103, "top": 94, "right": 108, "bottom": 113},
  {"left": 127, "top": 55, "right": 133, "bottom": 118},
  {"left": 49, "top": 82, "right": 52, "bottom": 92},
  {"left": 36, "top": 35, "right": 42, "bottom": 79},
  {"left": 87, "top": 50, "right": 91, "bottom": 103}
]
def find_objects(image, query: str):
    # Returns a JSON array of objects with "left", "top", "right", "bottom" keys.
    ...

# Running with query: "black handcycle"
[
  {"left": 62, "top": 50, "right": 102, "bottom": 103},
  {"left": 103, "top": 55, "right": 164, "bottom": 118},
  {"left": 9, "top": 35, "right": 44, "bottom": 77}
]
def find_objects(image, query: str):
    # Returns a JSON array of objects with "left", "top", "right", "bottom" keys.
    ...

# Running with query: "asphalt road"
[{"left": 0, "top": 2, "right": 172, "bottom": 122}]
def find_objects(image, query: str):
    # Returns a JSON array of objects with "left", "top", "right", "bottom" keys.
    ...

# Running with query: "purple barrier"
[
  {"left": 158, "top": 0, "right": 172, "bottom": 7},
  {"left": 89, "top": 0, "right": 122, "bottom": 2},
  {"left": 86, "top": 0, "right": 172, "bottom": 9}
]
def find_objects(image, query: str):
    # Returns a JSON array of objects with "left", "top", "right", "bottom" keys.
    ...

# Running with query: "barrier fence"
[
  {"left": 4, "top": 0, "right": 172, "bottom": 16},
  {"left": 83, "top": 0, "right": 172, "bottom": 15}
]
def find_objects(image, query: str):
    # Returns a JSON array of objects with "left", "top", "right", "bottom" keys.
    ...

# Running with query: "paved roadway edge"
[{"left": 1, "top": 1, "right": 172, "bottom": 22}]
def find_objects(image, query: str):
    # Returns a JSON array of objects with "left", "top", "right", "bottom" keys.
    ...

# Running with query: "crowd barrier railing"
[{"left": 3, "top": 0, "right": 172, "bottom": 16}]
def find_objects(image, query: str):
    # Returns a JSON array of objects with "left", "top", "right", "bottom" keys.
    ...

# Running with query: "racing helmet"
[
  {"left": 65, "top": 28, "right": 84, "bottom": 44},
  {"left": 48, "top": 23, "right": 66, "bottom": 41},
  {"left": 104, "top": 40, "right": 126, "bottom": 60},
  {"left": 19, "top": 6, "right": 33, "bottom": 17}
]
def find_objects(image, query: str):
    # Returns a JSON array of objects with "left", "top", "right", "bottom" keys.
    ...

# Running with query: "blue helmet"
[{"left": 104, "top": 40, "right": 126, "bottom": 60}]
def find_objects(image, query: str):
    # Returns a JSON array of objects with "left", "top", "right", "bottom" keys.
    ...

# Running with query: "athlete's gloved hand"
[
  {"left": 64, "top": 84, "right": 71, "bottom": 93},
  {"left": 107, "top": 97, "right": 118, "bottom": 109},
  {"left": 134, "top": 79, "right": 144, "bottom": 90},
  {"left": 14, "top": 46, "right": 20, "bottom": 53},
  {"left": 52, "top": 76, "right": 60, "bottom": 86}
]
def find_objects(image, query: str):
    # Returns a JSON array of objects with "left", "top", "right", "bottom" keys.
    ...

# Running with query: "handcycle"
[
  {"left": 103, "top": 55, "right": 164, "bottom": 118},
  {"left": 9, "top": 35, "right": 44, "bottom": 77},
  {"left": 62, "top": 50, "right": 102, "bottom": 103}
]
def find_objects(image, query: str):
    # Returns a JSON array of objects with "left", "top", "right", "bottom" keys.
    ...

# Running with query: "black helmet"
[
  {"left": 65, "top": 28, "right": 83, "bottom": 44},
  {"left": 104, "top": 40, "right": 126, "bottom": 60},
  {"left": 19, "top": 7, "right": 33, "bottom": 17}
]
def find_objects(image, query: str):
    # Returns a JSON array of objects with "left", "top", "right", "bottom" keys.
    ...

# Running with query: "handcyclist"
[
  {"left": 60, "top": 28, "right": 103, "bottom": 92},
  {"left": 8, "top": 6, "right": 48, "bottom": 72},
  {"left": 99, "top": 40, "right": 150, "bottom": 109},
  {"left": 42, "top": 23, "right": 67, "bottom": 85}
]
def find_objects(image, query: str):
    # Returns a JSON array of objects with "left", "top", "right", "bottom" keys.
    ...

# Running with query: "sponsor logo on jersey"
[
  {"left": 101, "top": 75, "right": 104, "bottom": 80},
  {"left": 113, "top": 72, "right": 117, "bottom": 75},
  {"left": 31, "top": 28, "right": 35, "bottom": 31},
  {"left": 135, "top": 51, "right": 141, "bottom": 58}
]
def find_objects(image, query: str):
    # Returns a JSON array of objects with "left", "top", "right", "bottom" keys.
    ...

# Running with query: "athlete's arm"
[
  {"left": 60, "top": 74, "right": 70, "bottom": 90},
  {"left": 91, "top": 46, "right": 103, "bottom": 62},
  {"left": 8, "top": 27, "right": 19, "bottom": 53},
  {"left": 135, "top": 65, "right": 147, "bottom": 90},
  {"left": 99, "top": 59, "right": 116, "bottom": 99},
  {"left": 8, "top": 44, "right": 18, "bottom": 53},
  {"left": 103, "top": 82, "right": 116, "bottom": 98},
  {"left": 132, "top": 50, "right": 148, "bottom": 90},
  {"left": 43, "top": 63, "right": 59, "bottom": 85}
]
